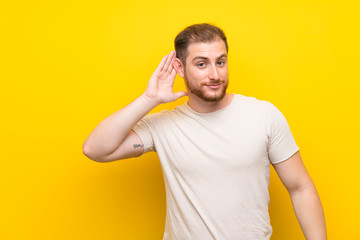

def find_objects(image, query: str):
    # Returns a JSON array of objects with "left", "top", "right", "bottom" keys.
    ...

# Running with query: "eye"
[
  {"left": 217, "top": 60, "right": 225, "bottom": 66},
  {"left": 197, "top": 62, "right": 206, "bottom": 68}
]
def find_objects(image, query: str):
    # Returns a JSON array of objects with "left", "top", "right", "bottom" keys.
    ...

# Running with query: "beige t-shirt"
[{"left": 132, "top": 94, "right": 299, "bottom": 240}]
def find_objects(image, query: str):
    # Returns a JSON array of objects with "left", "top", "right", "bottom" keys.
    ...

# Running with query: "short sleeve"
[
  {"left": 267, "top": 103, "right": 299, "bottom": 164},
  {"left": 132, "top": 114, "right": 156, "bottom": 155}
]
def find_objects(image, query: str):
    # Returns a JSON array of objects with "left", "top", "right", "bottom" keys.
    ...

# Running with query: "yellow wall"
[{"left": 1, "top": 0, "right": 359, "bottom": 239}]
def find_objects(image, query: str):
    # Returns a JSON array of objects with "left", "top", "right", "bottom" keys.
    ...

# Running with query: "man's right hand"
[
  {"left": 83, "top": 51, "right": 188, "bottom": 162},
  {"left": 143, "top": 51, "right": 187, "bottom": 106}
]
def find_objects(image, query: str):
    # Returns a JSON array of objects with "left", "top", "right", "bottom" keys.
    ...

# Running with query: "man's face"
[{"left": 183, "top": 39, "right": 228, "bottom": 102}]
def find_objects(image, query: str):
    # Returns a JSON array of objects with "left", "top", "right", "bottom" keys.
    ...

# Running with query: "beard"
[{"left": 184, "top": 77, "right": 229, "bottom": 102}]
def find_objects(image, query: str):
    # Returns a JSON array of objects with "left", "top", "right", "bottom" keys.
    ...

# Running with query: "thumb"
[{"left": 174, "top": 91, "right": 188, "bottom": 100}]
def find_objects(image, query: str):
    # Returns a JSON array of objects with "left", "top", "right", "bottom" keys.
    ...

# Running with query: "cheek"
[
  {"left": 188, "top": 68, "right": 207, "bottom": 81},
  {"left": 220, "top": 68, "right": 229, "bottom": 77}
]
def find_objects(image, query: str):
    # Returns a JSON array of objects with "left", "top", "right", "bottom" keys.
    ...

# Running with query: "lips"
[
  {"left": 205, "top": 82, "right": 222, "bottom": 89},
  {"left": 207, "top": 84, "right": 221, "bottom": 89}
]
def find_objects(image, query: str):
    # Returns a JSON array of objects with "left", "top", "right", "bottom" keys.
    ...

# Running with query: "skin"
[
  {"left": 273, "top": 151, "right": 327, "bottom": 239},
  {"left": 82, "top": 39, "right": 326, "bottom": 239}
]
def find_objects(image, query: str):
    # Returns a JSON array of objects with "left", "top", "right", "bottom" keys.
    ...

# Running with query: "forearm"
[
  {"left": 290, "top": 184, "right": 327, "bottom": 239},
  {"left": 83, "top": 94, "right": 158, "bottom": 158}
]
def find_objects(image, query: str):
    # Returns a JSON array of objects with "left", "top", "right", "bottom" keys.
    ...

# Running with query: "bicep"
[
  {"left": 272, "top": 151, "right": 314, "bottom": 194},
  {"left": 100, "top": 130, "right": 145, "bottom": 162}
]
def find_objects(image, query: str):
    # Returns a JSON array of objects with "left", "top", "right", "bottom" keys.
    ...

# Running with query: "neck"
[{"left": 187, "top": 93, "right": 234, "bottom": 113}]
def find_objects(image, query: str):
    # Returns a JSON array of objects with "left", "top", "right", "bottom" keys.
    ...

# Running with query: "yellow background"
[{"left": 1, "top": 0, "right": 359, "bottom": 239}]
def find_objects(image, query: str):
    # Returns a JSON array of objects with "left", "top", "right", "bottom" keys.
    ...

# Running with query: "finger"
[
  {"left": 170, "top": 66, "right": 177, "bottom": 78},
  {"left": 163, "top": 51, "right": 173, "bottom": 72},
  {"left": 168, "top": 53, "right": 177, "bottom": 73},
  {"left": 156, "top": 55, "right": 168, "bottom": 72},
  {"left": 174, "top": 91, "right": 188, "bottom": 100},
  {"left": 163, "top": 51, "right": 175, "bottom": 72}
]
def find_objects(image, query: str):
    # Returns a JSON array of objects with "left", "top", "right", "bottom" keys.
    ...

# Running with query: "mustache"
[{"left": 204, "top": 80, "right": 225, "bottom": 85}]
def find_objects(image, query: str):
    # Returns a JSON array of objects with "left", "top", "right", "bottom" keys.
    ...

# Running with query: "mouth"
[{"left": 205, "top": 83, "right": 222, "bottom": 89}]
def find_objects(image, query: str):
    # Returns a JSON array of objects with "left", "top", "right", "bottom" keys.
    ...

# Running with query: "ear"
[{"left": 172, "top": 58, "right": 185, "bottom": 78}]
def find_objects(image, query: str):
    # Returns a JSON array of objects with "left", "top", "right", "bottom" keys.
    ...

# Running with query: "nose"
[{"left": 208, "top": 65, "right": 220, "bottom": 80}]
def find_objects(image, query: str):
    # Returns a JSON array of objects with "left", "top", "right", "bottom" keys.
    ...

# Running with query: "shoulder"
[
  {"left": 141, "top": 103, "right": 187, "bottom": 124},
  {"left": 234, "top": 94, "right": 276, "bottom": 112}
]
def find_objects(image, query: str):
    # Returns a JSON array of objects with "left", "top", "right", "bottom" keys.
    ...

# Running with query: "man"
[{"left": 83, "top": 23, "right": 326, "bottom": 239}]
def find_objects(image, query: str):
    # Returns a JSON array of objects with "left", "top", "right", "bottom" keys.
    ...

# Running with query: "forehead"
[{"left": 186, "top": 39, "right": 227, "bottom": 62}]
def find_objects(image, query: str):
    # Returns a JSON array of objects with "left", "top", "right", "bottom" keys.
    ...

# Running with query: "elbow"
[
  {"left": 289, "top": 181, "right": 317, "bottom": 198},
  {"left": 82, "top": 143, "right": 104, "bottom": 163}
]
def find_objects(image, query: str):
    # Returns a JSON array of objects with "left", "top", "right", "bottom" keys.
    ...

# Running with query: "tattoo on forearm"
[{"left": 133, "top": 144, "right": 144, "bottom": 149}]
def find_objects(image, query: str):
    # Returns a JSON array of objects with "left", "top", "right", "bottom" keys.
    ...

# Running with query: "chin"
[
  {"left": 198, "top": 89, "right": 227, "bottom": 102},
  {"left": 203, "top": 94, "right": 226, "bottom": 102}
]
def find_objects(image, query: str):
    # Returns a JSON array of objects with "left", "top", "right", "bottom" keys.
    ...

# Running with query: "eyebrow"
[{"left": 192, "top": 53, "right": 227, "bottom": 63}]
